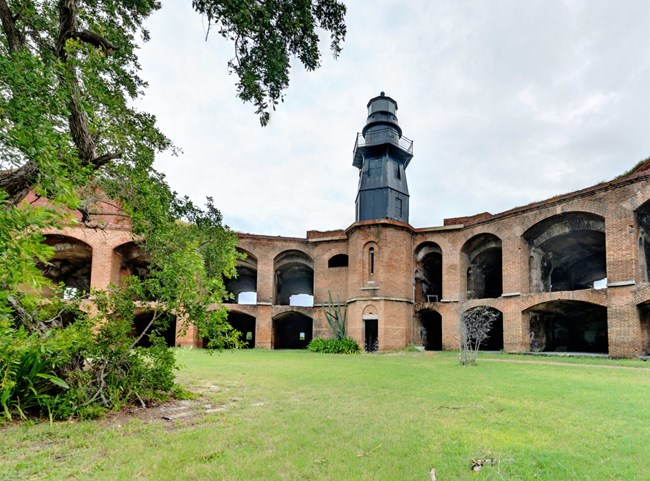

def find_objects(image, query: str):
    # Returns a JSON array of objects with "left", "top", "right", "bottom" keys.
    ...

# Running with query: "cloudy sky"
[{"left": 136, "top": 0, "right": 650, "bottom": 237}]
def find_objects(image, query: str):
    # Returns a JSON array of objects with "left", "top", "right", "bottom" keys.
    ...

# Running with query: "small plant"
[
  {"left": 459, "top": 306, "right": 500, "bottom": 366},
  {"left": 322, "top": 291, "right": 347, "bottom": 340},
  {"left": 307, "top": 337, "right": 360, "bottom": 354}
]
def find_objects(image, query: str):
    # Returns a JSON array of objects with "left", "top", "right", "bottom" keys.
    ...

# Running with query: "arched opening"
[
  {"left": 274, "top": 250, "right": 314, "bottom": 306},
  {"left": 461, "top": 234, "right": 502, "bottom": 299},
  {"left": 328, "top": 254, "right": 349, "bottom": 268},
  {"left": 225, "top": 249, "right": 258, "bottom": 304},
  {"left": 462, "top": 306, "right": 503, "bottom": 351},
  {"left": 132, "top": 311, "right": 177, "bottom": 347},
  {"left": 526, "top": 301, "right": 608, "bottom": 354},
  {"left": 221, "top": 311, "right": 256, "bottom": 348},
  {"left": 416, "top": 309, "right": 442, "bottom": 350},
  {"left": 273, "top": 312, "right": 312, "bottom": 349},
  {"left": 635, "top": 200, "right": 650, "bottom": 283},
  {"left": 115, "top": 241, "right": 150, "bottom": 285},
  {"left": 414, "top": 242, "right": 443, "bottom": 303},
  {"left": 38, "top": 235, "right": 92, "bottom": 297},
  {"left": 524, "top": 213, "right": 606, "bottom": 293}
]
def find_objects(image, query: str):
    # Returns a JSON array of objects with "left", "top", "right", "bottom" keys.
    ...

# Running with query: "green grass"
[{"left": 2, "top": 349, "right": 650, "bottom": 480}]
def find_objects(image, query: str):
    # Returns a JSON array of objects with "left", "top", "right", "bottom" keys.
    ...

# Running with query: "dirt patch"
[{"left": 481, "top": 357, "right": 650, "bottom": 370}]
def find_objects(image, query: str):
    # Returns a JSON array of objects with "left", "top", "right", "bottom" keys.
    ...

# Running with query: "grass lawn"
[{"left": 2, "top": 349, "right": 650, "bottom": 480}]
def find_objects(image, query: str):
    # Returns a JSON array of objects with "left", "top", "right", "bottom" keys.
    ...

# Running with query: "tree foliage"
[
  {"left": 0, "top": 0, "right": 346, "bottom": 419},
  {"left": 193, "top": 0, "right": 346, "bottom": 125}
]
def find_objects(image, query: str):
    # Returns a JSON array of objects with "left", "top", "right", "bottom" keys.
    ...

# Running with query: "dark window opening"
[
  {"left": 393, "top": 161, "right": 401, "bottom": 179},
  {"left": 225, "top": 250, "right": 258, "bottom": 304},
  {"left": 116, "top": 242, "right": 150, "bottom": 285},
  {"left": 225, "top": 266, "right": 258, "bottom": 304},
  {"left": 528, "top": 301, "right": 608, "bottom": 354},
  {"left": 524, "top": 213, "right": 606, "bottom": 293},
  {"left": 364, "top": 319, "right": 378, "bottom": 352},
  {"left": 369, "top": 248, "right": 375, "bottom": 275},
  {"left": 273, "top": 312, "right": 313, "bottom": 349},
  {"left": 417, "top": 310, "right": 442, "bottom": 350},
  {"left": 462, "top": 307, "right": 504, "bottom": 351},
  {"left": 415, "top": 243, "right": 443, "bottom": 303},
  {"left": 224, "top": 312, "right": 256, "bottom": 348},
  {"left": 328, "top": 254, "right": 349, "bottom": 268},
  {"left": 396, "top": 197, "right": 403, "bottom": 218},
  {"left": 274, "top": 250, "right": 314, "bottom": 306},
  {"left": 462, "top": 234, "right": 503, "bottom": 300},
  {"left": 467, "top": 247, "right": 503, "bottom": 299},
  {"left": 38, "top": 235, "right": 93, "bottom": 297},
  {"left": 636, "top": 202, "right": 650, "bottom": 283}
]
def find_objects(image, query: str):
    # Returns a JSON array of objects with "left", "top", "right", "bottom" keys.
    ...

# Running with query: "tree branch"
[
  {"left": 72, "top": 30, "right": 117, "bottom": 52},
  {"left": 91, "top": 151, "right": 122, "bottom": 168},
  {"left": 0, "top": 162, "right": 39, "bottom": 205},
  {"left": 0, "top": 0, "right": 24, "bottom": 52}
]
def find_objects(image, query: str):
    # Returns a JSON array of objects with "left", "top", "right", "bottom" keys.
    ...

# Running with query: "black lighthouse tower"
[{"left": 353, "top": 92, "right": 414, "bottom": 223}]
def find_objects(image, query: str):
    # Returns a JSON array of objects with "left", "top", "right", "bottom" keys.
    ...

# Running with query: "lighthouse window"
[
  {"left": 368, "top": 159, "right": 381, "bottom": 177},
  {"left": 369, "top": 247, "right": 375, "bottom": 275},
  {"left": 396, "top": 198, "right": 403, "bottom": 217},
  {"left": 393, "top": 161, "right": 401, "bottom": 179}
]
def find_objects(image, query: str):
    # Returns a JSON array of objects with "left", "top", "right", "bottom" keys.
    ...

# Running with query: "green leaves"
[
  {"left": 322, "top": 290, "right": 347, "bottom": 340},
  {"left": 192, "top": 0, "right": 346, "bottom": 125}
]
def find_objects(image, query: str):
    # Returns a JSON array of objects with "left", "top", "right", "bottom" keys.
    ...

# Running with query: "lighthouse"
[{"left": 352, "top": 92, "right": 414, "bottom": 223}]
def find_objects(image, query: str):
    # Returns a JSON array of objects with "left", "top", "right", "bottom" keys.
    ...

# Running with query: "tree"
[
  {"left": 458, "top": 305, "right": 500, "bottom": 366},
  {"left": 0, "top": 0, "right": 346, "bottom": 419}
]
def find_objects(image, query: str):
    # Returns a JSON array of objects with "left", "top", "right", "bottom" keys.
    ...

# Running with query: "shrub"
[{"left": 307, "top": 337, "right": 360, "bottom": 354}]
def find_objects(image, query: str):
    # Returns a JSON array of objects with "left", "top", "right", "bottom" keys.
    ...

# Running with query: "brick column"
[
  {"left": 443, "top": 244, "right": 461, "bottom": 301},
  {"left": 90, "top": 244, "right": 117, "bottom": 290},
  {"left": 607, "top": 286, "right": 642, "bottom": 358},
  {"left": 502, "top": 235, "right": 525, "bottom": 295},
  {"left": 606, "top": 206, "right": 636, "bottom": 284},
  {"left": 256, "top": 258, "right": 274, "bottom": 305},
  {"left": 255, "top": 305, "right": 273, "bottom": 349},
  {"left": 503, "top": 303, "right": 526, "bottom": 352}
]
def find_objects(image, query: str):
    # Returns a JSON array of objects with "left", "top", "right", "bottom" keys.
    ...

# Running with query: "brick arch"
[
  {"left": 414, "top": 303, "right": 442, "bottom": 314},
  {"left": 41, "top": 231, "right": 93, "bottom": 250},
  {"left": 522, "top": 211, "right": 605, "bottom": 249},
  {"left": 520, "top": 290, "right": 608, "bottom": 312},
  {"left": 460, "top": 298, "right": 503, "bottom": 311},
  {"left": 236, "top": 247, "right": 258, "bottom": 263},
  {"left": 624, "top": 191, "right": 650, "bottom": 212},
  {"left": 362, "top": 304, "right": 378, "bottom": 317}
]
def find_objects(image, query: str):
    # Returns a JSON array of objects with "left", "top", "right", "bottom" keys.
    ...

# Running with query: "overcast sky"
[{"left": 136, "top": 0, "right": 650, "bottom": 237}]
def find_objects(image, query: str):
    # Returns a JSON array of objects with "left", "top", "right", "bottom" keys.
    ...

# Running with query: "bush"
[
  {"left": 307, "top": 337, "right": 360, "bottom": 354},
  {"left": 0, "top": 291, "right": 183, "bottom": 421}
]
